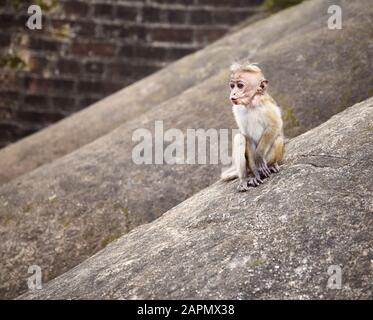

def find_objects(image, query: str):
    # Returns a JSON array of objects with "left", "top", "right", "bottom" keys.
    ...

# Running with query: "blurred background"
[{"left": 0, "top": 0, "right": 301, "bottom": 149}]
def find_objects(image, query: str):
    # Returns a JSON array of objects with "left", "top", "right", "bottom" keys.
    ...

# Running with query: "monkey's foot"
[
  {"left": 259, "top": 168, "right": 271, "bottom": 178},
  {"left": 269, "top": 163, "right": 280, "bottom": 173},
  {"left": 237, "top": 175, "right": 264, "bottom": 191},
  {"left": 248, "top": 176, "right": 263, "bottom": 187},
  {"left": 258, "top": 164, "right": 271, "bottom": 178},
  {"left": 255, "top": 155, "right": 271, "bottom": 178},
  {"left": 237, "top": 181, "right": 250, "bottom": 192}
]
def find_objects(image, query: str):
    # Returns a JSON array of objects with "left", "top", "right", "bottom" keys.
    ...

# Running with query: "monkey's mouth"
[{"left": 231, "top": 98, "right": 239, "bottom": 104}]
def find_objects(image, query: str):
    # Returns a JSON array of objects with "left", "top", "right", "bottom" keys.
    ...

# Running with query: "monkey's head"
[{"left": 229, "top": 62, "right": 268, "bottom": 106}]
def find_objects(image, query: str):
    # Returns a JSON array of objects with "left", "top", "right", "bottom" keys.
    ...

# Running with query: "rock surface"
[
  {"left": 1, "top": 0, "right": 373, "bottom": 299},
  {"left": 1, "top": 0, "right": 372, "bottom": 185},
  {"left": 20, "top": 98, "right": 373, "bottom": 299}
]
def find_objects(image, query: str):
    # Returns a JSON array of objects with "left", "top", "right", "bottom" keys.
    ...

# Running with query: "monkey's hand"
[{"left": 254, "top": 153, "right": 271, "bottom": 178}]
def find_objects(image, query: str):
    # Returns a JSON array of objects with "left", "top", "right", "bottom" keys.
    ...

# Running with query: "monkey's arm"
[
  {"left": 245, "top": 135, "right": 263, "bottom": 186},
  {"left": 255, "top": 109, "right": 282, "bottom": 177},
  {"left": 232, "top": 133, "right": 263, "bottom": 191}
]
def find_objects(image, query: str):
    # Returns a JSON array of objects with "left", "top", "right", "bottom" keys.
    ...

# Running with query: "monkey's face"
[{"left": 229, "top": 71, "right": 266, "bottom": 106}]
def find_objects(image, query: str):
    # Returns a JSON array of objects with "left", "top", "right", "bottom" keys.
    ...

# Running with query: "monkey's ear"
[{"left": 260, "top": 79, "right": 269, "bottom": 90}]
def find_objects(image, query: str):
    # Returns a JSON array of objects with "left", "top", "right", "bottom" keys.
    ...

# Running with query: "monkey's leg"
[
  {"left": 255, "top": 128, "right": 278, "bottom": 178},
  {"left": 221, "top": 166, "right": 238, "bottom": 181},
  {"left": 265, "top": 135, "right": 284, "bottom": 173},
  {"left": 233, "top": 133, "right": 252, "bottom": 192},
  {"left": 245, "top": 136, "right": 263, "bottom": 187}
]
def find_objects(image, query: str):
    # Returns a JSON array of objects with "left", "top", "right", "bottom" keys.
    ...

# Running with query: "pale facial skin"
[{"left": 229, "top": 71, "right": 267, "bottom": 106}]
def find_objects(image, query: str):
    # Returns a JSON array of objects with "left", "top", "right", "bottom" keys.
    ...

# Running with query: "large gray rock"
[
  {"left": 1, "top": 0, "right": 372, "bottom": 299},
  {"left": 19, "top": 97, "right": 373, "bottom": 299}
]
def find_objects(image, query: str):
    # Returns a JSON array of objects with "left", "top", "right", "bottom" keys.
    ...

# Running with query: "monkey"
[{"left": 221, "top": 62, "right": 284, "bottom": 192}]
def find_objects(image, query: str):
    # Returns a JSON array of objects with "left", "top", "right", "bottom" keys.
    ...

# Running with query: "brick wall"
[{"left": 0, "top": 0, "right": 263, "bottom": 148}]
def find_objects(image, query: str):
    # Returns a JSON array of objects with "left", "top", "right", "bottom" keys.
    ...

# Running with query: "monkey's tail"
[{"left": 221, "top": 166, "right": 238, "bottom": 181}]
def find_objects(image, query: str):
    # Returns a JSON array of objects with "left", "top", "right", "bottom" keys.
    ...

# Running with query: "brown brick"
[
  {"left": 29, "top": 80, "right": 47, "bottom": 94},
  {"left": 142, "top": 7, "right": 161, "bottom": 23},
  {"left": 129, "top": 64, "right": 160, "bottom": 77},
  {"left": 77, "top": 80, "right": 106, "bottom": 95},
  {"left": 0, "top": 13, "right": 28, "bottom": 30},
  {"left": 0, "top": 122, "right": 22, "bottom": 142},
  {"left": 0, "top": 90, "right": 19, "bottom": 102},
  {"left": 126, "top": 25, "right": 146, "bottom": 41},
  {"left": 27, "top": 36, "right": 62, "bottom": 52},
  {"left": 166, "top": 46, "right": 196, "bottom": 60},
  {"left": 101, "top": 23, "right": 123, "bottom": 38},
  {"left": 106, "top": 62, "right": 132, "bottom": 79},
  {"left": 0, "top": 91, "right": 18, "bottom": 122},
  {"left": 25, "top": 76, "right": 75, "bottom": 94},
  {"left": 49, "top": 19, "right": 68, "bottom": 30},
  {"left": 119, "top": 44, "right": 136, "bottom": 58},
  {"left": 143, "top": 7, "right": 188, "bottom": 24},
  {"left": 105, "top": 81, "right": 124, "bottom": 93},
  {"left": 130, "top": 45, "right": 193, "bottom": 62},
  {"left": 116, "top": 5, "right": 138, "bottom": 21},
  {"left": 52, "top": 78, "right": 75, "bottom": 93},
  {"left": 0, "top": 14, "right": 14, "bottom": 29},
  {"left": 52, "top": 97, "right": 77, "bottom": 112},
  {"left": 109, "top": 62, "right": 159, "bottom": 78},
  {"left": 166, "top": 9, "right": 188, "bottom": 24},
  {"left": 150, "top": 27, "right": 193, "bottom": 43},
  {"left": 194, "top": 28, "right": 227, "bottom": 44},
  {"left": 190, "top": 9, "right": 213, "bottom": 25},
  {"left": 108, "top": 25, "right": 145, "bottom": 41},
  {"left": 93, "top": 3, "right": 113, "bottom": 18},
  {"left": 85, "top": 61, "right": 104, "bottom": 74},
  {"left": 131, "top": 45, "right": 168, "bottom": 61},
  {"left": 0, "top": 33, "right": 11, "bottom": 47},
  {"left": 212, "top": 9, "right": 253, "bottom": 25},
  {"left": 62, "top": 1, "right": 89, "bottom": 17},
  {"left": 16, "top": 110, "right": 65, "bottom": 124},
  {"left": 57, "top": 58, "right": 80, "bottom": 75},
  {"left": 0, "top": 0, "right": 9, "bottom": 8},
  {"left": 71, "top": 41, "right": 116, "bottom": 57},
  {"left": 79, "top": 97, "right": 100, "bottom": 108},
  {"left": 0, "top": 71, "right": 18, "bottom": 90},
  {"left": 71, "top": 21, "right": 97, "bottom": 37},
  {"left": 0, "top": 107, "right": 11, "bottom": 122},
  {"left": 24, "top": 94, "right": 48, "bottom": 107},
  {"left": 28, "top": 55, "right": 49, "bottom": 73}
]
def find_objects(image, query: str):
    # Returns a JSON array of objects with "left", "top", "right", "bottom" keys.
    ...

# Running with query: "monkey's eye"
[
  {"left": 237, "top": 83, "right": 244, "bottom": 89},
  {"left": 230, "top": 83, "right": 234, "bottom": 89}
]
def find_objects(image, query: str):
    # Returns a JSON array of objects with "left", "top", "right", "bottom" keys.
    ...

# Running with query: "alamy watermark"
[
  {"left": 327, "top": 5, "right": 342, "bottom": 30},
  {"left": 132, "top": 121, "right": 238, "bottom": 166},
  {"left": 27, "top": 265, "right": 42, "bottom": 290},
  {"left": 24, "top": 3, "right": 343, "bottom": 31},
  {"left": 26, "top": 5, "right": 42, "bottom": 30},
  {"left": 327, "top": 265, "right": 342, "bottom": 289}
]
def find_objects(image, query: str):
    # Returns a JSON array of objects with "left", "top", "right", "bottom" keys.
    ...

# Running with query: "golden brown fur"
[{"left": 222, "top": 63, "right": 285, "bottom": 191}]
